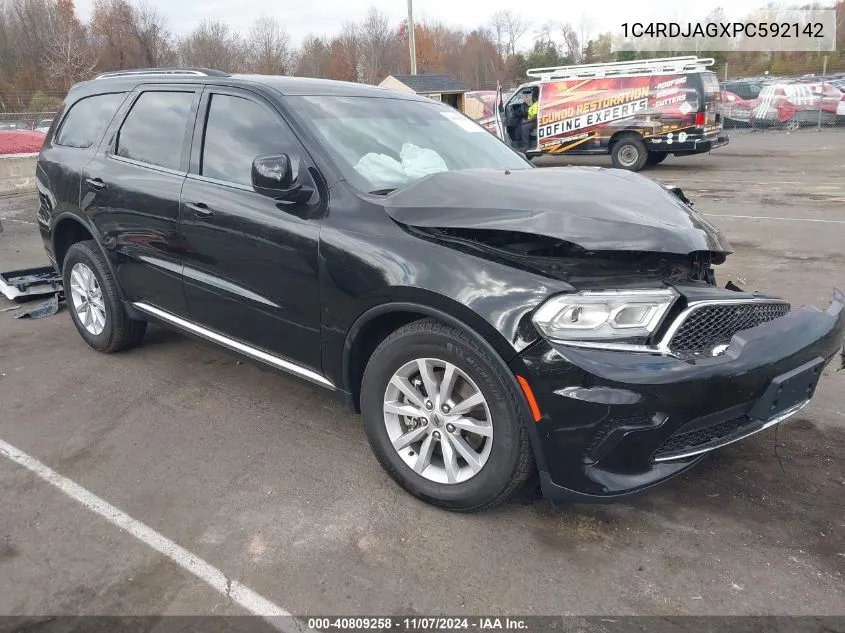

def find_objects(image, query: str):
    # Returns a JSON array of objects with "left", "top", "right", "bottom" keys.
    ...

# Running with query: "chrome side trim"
[
  {"left": 653, "top": 399, "right": 809, "bottom": 463},
  {"left": 137, "top": 255, "right": 182, "bottom": 276},
  {"left": 181, "top": 267, "right": 281, "bottom": 308},
  {"left": 137, "top": 256, "right": 281, "bottom": 308},
  {"left": 132, "top": 302, "right": 334, "bottom": 390}
]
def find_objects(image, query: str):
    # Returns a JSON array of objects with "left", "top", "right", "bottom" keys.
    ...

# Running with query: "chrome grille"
[{"left": 667, "top": 301, "right": 790, "bottom": 359}]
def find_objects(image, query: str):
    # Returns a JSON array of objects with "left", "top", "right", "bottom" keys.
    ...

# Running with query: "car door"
[
  {"left": 36, "top": 91, "right": 129, "bottom": 253},
  {"left": 82, "top": 85, "right": 201, "bottom": 316},
  {"left": 180, "top": 87, "right": 323, "bottom": 372}
]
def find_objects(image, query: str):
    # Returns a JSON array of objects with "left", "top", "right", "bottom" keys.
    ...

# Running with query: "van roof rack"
[
  {"left": 94, "top": 68, "right": 230, "bottom": 80},
  {"left": 526, "top": 56, "right": 714, "bottom": 81}
]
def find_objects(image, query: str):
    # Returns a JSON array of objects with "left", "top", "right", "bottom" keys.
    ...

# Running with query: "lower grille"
[
  {"left": 668, "top": 301, "right": 790, "bottom": 359},
  {"left": 584, "top": 415, "right": 656, "bottom": 460},
  {"left": 654, "top": 415, "right": 758, "bottom": 460}
]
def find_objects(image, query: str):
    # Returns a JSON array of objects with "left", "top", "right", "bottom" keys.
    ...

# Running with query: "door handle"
[
  {"left": 85, "top": 177, "right": 106, "bottom": 191},
  {"left": 186, "top": 202, "right": 213, "bottom": 218}
]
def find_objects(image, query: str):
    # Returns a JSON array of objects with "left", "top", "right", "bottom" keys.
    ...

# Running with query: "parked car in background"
[
  {"left": 720, "top": 90, "right": 755, "bottom": 127},
  {"left": 751, "top": 82, "right": 841, "bottom": 129},
  {"left": 35, "top": 118, "right": 54, "bottom": 133},
  {"left": 721, "top": 79, "right": 769, "bottom": 100}
]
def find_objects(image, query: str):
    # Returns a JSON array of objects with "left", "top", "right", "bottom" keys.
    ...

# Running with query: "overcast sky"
[{"left": 73, "top": 0, "right": 794, "bottom": 47}]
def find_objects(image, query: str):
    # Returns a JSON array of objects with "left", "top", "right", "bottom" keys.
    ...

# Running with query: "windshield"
[{"left": 287, "top": 95, "right": 530, "bottom": 193}]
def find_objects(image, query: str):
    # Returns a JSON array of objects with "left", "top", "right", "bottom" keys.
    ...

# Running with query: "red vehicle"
[{"left": 482, "top": 56, "right": 729, "bottom": 171}]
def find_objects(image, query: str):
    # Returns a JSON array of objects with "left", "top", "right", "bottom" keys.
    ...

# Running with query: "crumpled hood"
[{"left": 382, "top": 166, "right": 732, "bottom": 256}]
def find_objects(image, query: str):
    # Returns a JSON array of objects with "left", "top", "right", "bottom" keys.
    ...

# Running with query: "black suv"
[{"left": 36, "top": 68, "right": 845, "bottom": 511}]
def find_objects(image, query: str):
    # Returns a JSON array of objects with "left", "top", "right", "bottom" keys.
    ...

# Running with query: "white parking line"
[
  {"left": 0, "top": 438, "right": 298, "bottom": 631},
  {"left": 704, "top": 213, "right": 845, "bottom": 224}
]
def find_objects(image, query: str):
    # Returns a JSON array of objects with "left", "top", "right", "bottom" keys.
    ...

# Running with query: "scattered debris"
[
  {"left": 13, "top": 294, "right": 60, "bottom": 319},
  {"left": 0, "top": 266, "right": 62, "bottom": 301}
]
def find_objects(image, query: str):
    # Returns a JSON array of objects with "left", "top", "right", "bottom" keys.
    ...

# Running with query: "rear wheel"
[
  {"left": 63, "top": 240, "right": 147, "bottom": 353},
  {"left": 646, "top": 151, "right": 668, "bottom": 166},
  {"left": 360, "top": 319, "right": 535, "bottom": 511},
  {"left": 611, "top": 136, "right": 648, "bottom": 171}
]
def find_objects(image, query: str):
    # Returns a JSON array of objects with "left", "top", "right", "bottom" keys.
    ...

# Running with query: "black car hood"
[{"left": 382, "top": 166, "right": 732, "bottom": 256}]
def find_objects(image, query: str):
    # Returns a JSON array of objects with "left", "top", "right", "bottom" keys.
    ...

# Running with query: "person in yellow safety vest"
[{"left": 517, "top": 86, "right": 540, "bottom": 150}]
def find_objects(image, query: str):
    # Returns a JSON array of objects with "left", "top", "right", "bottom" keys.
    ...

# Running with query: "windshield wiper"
[{"left": 369, "top": 188, "right": 398, "bottom": 195}]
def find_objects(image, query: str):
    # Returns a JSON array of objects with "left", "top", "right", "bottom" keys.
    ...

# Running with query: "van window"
[
  {"left": 115, "top": 91, "right": 194, "bottom": 171},
  {"left": 54, "top": 93, "right": 127, "bottom": 149},
  {"left": 700, "top": 72, "right": 721, "bottom": 99},
  {"left": 200, "top": 94, "right": 297, "bottom": 187}
]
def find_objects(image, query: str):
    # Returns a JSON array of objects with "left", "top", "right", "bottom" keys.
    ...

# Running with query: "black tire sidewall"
[
  {"left": 612, "top": 137, "right": 648, "bottom": 170},
  {"left": 63, "top": 242, "right": 119, "bottom": 351},
  {"left": 361, "top": 328, "right": 523, "bottom": 510}
]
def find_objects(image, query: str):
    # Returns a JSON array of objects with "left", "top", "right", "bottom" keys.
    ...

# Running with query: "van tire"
[
  {"left": 611, "top": 136, "right": 648, "bottom": 171},
  {"left": 646, "top": 152, "right": 668, "bottom": 166}
]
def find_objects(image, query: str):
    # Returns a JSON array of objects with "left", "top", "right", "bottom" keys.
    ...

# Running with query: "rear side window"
[
  {"left": 54, "top": 93, "right": 126, "bottom": 148},
  {"left": 200, "top": 93, "right": 298, "bottom": 186},
  {"left": 116, "top": 91, "right": 194, "bottom": 171},
  {"left": 699, "top": 72, "right": 721, "bottom": 100}
]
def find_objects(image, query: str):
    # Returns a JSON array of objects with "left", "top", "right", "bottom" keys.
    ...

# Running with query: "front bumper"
[{"left": 510, "top": 289, "right": 845, "bottom": 504}]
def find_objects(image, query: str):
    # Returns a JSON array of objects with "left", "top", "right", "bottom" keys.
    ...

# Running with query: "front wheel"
[
  {"left": 360, "top": 319, "right": 535, "bottom": 511},
  {"left": 611, "top": 136, "right": 648, "bottom": 171}
]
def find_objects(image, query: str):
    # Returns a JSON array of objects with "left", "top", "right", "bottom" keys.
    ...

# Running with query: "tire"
[
  {"left": 645, "top": 151, "right": 668, "bottom": 166},
  {"left": 610, "top": 136, "right": 648, "bottom": 171},
  {"left": 360, "top": 318, "right": 535, "bottom": 512},
  {"left": 63, "top": 240, "right": 147, "bottom": 353}
]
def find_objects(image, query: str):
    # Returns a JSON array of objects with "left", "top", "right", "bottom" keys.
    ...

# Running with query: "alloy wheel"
[
  {"left": 69, "top": 262, "right": 106, "bottom": 336},
  {"left": 383, "top": 357, "right": 493, "bottom": 484}
]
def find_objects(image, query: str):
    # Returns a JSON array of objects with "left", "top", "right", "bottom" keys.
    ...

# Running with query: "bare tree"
[
  {"left": 578, "top": 14, "right": 593, "bottom": 55},
  {"left": 358, "top": 8, "right": 395, "bottom": 84},
  {"left": 331, "top": 20, "right": 360, "bottom": 82},
  {"left": 500, "top": 10, "right": 528, "bottom": 57},
  {"left": 134, "top": 1, "right": 174, "bottom": 67},
  {"left": 489, "top": 11, "right": 508, "bottom": 59},
  {"left": 296, "top": 34, "right": 332, "bottom": 78},
  {"left": 559, "top": 23, "right": 580, "bottom": 62},
  {"left": 246, "top": 15, "right": 294, "bottom": 75},
  {"left": 178, "top": 19, "right": 245, "bottom": 72},
  {"left": 43, "top": 7, "right": 95, "bottom": 89}
]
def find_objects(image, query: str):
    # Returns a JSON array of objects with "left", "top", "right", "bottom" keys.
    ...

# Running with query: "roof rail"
[
  {"left": 526, "top": 56, "right": 714, "bottom": 81},
  {"left": 94, "top": 67, "right": 230, "bottom": 80}
]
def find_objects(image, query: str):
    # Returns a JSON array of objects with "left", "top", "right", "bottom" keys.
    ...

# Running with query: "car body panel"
[{"left": 381, "top": 167, "right": 732, "bottom": 256}]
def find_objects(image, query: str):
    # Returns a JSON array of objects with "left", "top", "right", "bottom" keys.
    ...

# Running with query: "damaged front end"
[
  {"left": 404, "top": 226, "right": 721, "bottom": 289},
  {"left": 377, "top": 166, "right": 845, "bottom": 502},
  {"left": 383, "top": 165, "right": 732, "bottom": 291}
]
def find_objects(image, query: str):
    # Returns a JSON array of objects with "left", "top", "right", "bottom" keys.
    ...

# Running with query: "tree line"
[{"left": 1, "top": 0, "right": 843, "bottom": 110}]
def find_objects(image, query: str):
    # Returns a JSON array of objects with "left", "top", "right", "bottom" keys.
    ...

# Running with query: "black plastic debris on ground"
[{"left": 13, "top": 293, "right": 61, "bottom": 319}]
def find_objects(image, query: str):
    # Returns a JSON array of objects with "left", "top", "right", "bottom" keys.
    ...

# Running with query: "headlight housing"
[{"left": 532, "top": 288, "right": 678, "bottom": 342}]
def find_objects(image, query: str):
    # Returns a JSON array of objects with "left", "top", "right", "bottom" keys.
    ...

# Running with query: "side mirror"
[{"left": 251, "top": 154, "right": 313, "bottom": 203}]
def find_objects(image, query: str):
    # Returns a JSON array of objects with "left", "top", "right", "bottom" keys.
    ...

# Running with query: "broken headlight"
[{"left": 532, "top": 289, "right": 678, "bottom": 342}]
